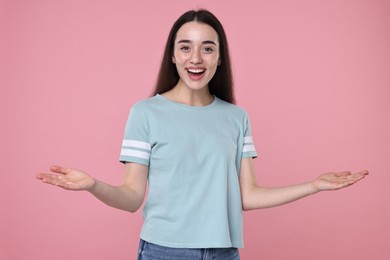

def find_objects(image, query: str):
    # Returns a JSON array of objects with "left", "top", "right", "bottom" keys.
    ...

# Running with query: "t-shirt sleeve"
[
  {"left": 119, "top": 104, "right": 151, "bottom": 166},
  {"left": 242, "top": 113, "right": 258, "bottom": 159}
]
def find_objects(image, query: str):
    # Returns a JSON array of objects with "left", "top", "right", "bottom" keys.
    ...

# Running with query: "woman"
[{"left": 36, "top": 9, "right": 368, "bottom": 260}]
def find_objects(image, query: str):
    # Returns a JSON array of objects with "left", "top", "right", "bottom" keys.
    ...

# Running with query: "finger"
[
  {"left": 335, "top": 171, "right": 351, "bottom": 177},
  {"left": 354, "top": 174, "right": 366, "bottom": 182},
  {"left": 346, "top": 174, "right": 361, "bottom": 180},
  {"left": 337, "top": 178, "right": 358, "bottom": 189},
  {"left": 36, "top": 173, "right": 45, "bottom": 180},
  {"left": 342, "top": 175, "right": 366, "bottom": 187},
  {"left": 36, "top": 172, "right": 57, "bottom": 180},
  {"left": 348, "top": 173, "right": 368, "bottom": 182},
  {"left": 50, "top": 165, "right": 71, "bottom": 175},
  {"left": 357, "top": 170, "right": 369, "bottom": 176},
  {"left": 39, "top": 173, "right": 60, "bottom": 183},
  {"left": 38, "top": 174, "right": 74, "bottom": 189}
]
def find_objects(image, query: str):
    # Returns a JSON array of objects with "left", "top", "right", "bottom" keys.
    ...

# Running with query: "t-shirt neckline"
[{"left": 156, "top": 94, "right": 218, "bottom": 109}]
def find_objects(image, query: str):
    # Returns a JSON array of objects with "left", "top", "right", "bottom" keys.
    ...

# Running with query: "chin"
[{"left": 186, "top": 83, "right": 210, "bottom": 92}]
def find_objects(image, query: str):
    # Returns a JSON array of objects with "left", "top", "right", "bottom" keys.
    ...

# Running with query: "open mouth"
[{"left": 187, "top": 69, "right": 206, "bottom": 75}]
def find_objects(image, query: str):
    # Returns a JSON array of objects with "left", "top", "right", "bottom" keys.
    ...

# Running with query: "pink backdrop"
[{"left": 2, "top": 0, "right": 389, "bottom": 259}]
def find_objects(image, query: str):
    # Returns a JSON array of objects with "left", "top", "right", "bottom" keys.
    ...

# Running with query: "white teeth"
[{"left": 187, "top": 69, "right": 205, "bottom": 74}]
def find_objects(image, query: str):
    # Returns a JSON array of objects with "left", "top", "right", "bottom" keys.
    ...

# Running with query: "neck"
[{"left": 162, "top": 82, "right": 214, "bottom": 107}]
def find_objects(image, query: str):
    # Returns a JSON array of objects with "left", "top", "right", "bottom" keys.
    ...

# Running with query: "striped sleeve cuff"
[
  {"left": 242, "top": 136, "right": 257, "bottom": 158},
  {"left": 119, "top": 139, "right": 151, "bottom": 165}
]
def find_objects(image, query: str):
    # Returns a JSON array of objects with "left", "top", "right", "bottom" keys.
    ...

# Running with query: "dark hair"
[{"left": 152, "top": 9, "right": 235, "bottom": 104}]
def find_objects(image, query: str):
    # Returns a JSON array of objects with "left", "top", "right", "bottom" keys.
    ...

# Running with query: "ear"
[
  {"left": 172, "top": 57, "right": 176, "bottom": 63},
  {"left": 218, "top": 59, "right": 221, "bottom": 66}
]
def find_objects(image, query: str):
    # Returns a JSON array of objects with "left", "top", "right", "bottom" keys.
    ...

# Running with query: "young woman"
[{"left": 36, "top": 9, "right": 368, "bottom": 260}]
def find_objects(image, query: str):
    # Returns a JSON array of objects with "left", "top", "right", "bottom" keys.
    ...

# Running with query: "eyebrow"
[{"left": 177, "top": 39, "right": 217, "bottom": 45}]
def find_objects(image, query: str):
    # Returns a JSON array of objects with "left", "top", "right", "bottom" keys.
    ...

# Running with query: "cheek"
[
  {"left": 174, "top": 63, "right": 187, "bottom": 77},
  {"left": 173, "top": 55, "right": 186, "bottom": 67},
  {"left": 206, "top": 53, "right": 220, "bottom": 66},
  {"left": 208, "top": 60, "right": 219, "bottom": 72},
  {"left": 173, "top": 49, "right": 187, "bottom": 61},
  {"left": 209, "top": 62, "right": 220, "bottom": 77}
]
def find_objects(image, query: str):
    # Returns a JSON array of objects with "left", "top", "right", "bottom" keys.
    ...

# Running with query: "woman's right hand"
[{"left": 36, "top": 165, "right": 95, "bottom": 191}]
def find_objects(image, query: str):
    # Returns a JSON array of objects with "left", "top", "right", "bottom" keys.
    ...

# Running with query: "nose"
[{"left": 190, "top": 49, "right": 202, "bottom": 64}]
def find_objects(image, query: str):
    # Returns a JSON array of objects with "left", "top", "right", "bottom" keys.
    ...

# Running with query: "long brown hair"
[{"left": 152, "top": 9, "right": 235, "bottom": 104}]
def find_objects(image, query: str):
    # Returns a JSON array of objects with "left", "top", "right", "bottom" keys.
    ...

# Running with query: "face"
[{"left": 172, "top": 21, "right": 220, "bottom": 92}]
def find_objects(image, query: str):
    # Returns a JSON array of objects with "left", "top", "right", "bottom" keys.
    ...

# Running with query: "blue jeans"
[{"left": 137, "top": 239, "right": 240, "bottom": 260}]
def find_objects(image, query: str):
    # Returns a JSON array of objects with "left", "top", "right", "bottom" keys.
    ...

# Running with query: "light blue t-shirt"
[{"left": 119, "top": 94, "right": 257, "bottom": 248}]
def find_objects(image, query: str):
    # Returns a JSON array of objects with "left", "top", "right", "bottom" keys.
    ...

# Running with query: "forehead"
[{"left": 175, "top": 21, "right": 219, "bottom": 43}]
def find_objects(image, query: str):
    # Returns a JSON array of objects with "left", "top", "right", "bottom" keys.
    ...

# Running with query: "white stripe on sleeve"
[
  {"left": 120, "top": 149, "right": 150, "bottom": 160},
  {"left": 242, "top": 144, "right": 256, "bottom": 153},
  {"left": 122, "top": 140, "right": 151, "bottom": 151}
]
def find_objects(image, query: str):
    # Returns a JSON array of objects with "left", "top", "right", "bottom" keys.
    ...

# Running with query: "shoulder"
[
  {"left": 215, "top": 98, "right": 249, "bottom": 118},
  {"left": 132, "top": 95, "right": 157, "bottom": 108},
  {"left": 130, "top": 95, "right": 163, "bottom": 112}
]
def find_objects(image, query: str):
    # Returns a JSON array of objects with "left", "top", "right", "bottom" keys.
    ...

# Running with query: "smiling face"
[{"left": 172, "top": 21, "right": 220, "bottom": 92}]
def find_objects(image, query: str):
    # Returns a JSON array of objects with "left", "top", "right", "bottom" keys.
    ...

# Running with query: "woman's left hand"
[{"left": 311, "top": 170, "right": 369, "bottom": 192}]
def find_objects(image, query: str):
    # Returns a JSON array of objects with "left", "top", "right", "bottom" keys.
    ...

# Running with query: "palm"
[
  {"left": 312, "top": 170, "right": 368, "bottom": 191},
  {"left": 36, "top": 166, "right": 95, "bottom": 191}
]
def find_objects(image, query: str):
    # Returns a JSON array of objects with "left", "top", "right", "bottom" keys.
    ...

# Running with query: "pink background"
[{"left": 2, "top": 0, "right": 389, "bottom": 259}]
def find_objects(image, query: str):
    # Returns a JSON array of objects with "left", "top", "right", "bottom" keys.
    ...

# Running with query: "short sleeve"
[
  {"left": 242, "top": 113, "right": 258, "bottom": 159},
  {"left": 119, "top": 104, "right": 151, "bottom": 166}
]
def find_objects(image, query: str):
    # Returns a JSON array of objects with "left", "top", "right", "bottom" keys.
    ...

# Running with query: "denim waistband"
[{"left": 137, "top": 239, "right": 240, "bottom": 260}]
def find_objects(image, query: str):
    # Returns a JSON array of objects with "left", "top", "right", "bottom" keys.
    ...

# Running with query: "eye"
[
  {"left": 179, "top": 45, "right": 190, "bottom": 52},
  {"left": 203, "top": 46, "right": 215, "bottom": 53}
]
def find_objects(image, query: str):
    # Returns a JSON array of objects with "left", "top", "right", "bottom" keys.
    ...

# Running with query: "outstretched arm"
[
  {"left": 36, "top": 162, "right": 148, "bottom": 212},
  {"left": 239, "top": 158, "right": 368, "bottom": 211}
]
